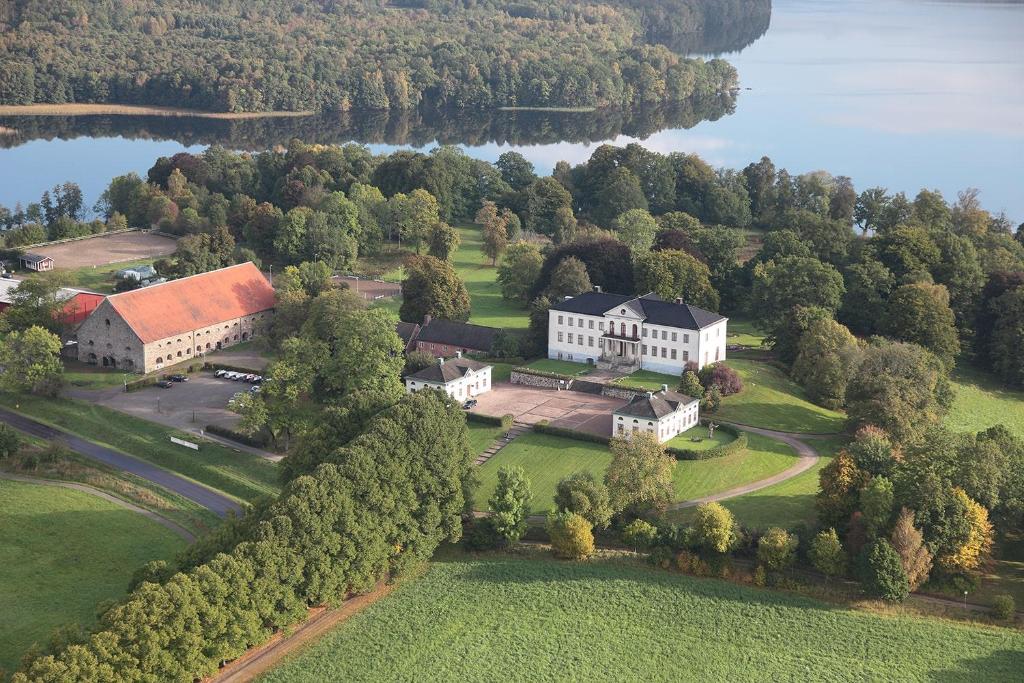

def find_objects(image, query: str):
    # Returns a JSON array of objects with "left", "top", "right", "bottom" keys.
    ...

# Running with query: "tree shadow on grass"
[{"left": 928, "top": 649, "right": 1024, "bottom": 682}]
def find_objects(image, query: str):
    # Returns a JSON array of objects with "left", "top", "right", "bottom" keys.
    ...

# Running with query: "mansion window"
[
  {"left": 683, "top": 351, "right": 689, "bottom": 361},
  {"left": 599, "top": 322, "right": 605, "bottom": 331},
  {"left": 588, "top": 320, "right": 594, "bottom": 329},
  {"left": 651, "top": 345, "right": 657, "bottom": 356},
  {"left": 642, "top": 329, "right": 648, "bottom": 337},
  {"left": 661, "top": 348, "right": 667, "bottom": 358},
  {"left": 641, "top": 344, "right": 647, "bottom": 355},
  {"left": 684, "top": 334, "right": 690, "bottom": 343},
  {"left": 568, "top": 318, "right": 574, "bottom": 326},
  {"left": 558, "top": 315, "right": 564, "bottom": 324},
  {"left": 671, "top": 349, "right": 677, "bottom": 360},
  {"left": 671, "top": 332, "right": 677, "bottom": 342},
  {"left": 588, "top": 336, "right": 594, "bottom": 347},
  {"left": 557, "top": 332, "right": 564, "bottom": 342},
  {"left": 578, "top": 318, "right": 583, "bottom": 327},
  {"left": 568, "top": 333, "right": 574, "bottom": 344},
  {"left": 661, "top": 331, "right": 667, "bottom": 340}
]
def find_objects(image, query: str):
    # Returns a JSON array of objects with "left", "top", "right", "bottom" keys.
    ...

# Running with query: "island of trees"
[{"left": 0, "top": 0, "right": 769, "bottom": 113}]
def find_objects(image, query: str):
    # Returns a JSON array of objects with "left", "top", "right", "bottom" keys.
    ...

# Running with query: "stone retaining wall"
[
  {"left": 509, "top": 370, "right": 571, "bottom": 390},
  {"left": 600, "top": 385, "right": 647, "bottom": 401}
]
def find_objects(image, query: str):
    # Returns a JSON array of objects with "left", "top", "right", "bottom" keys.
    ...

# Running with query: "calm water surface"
[{"left": 0, "top": 0, "right": 1021, "bottom": 222}]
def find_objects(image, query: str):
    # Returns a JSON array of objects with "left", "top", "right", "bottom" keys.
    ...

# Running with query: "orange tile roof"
[{"left": 107, "top": 263, "right": 275, "bottom": 343}]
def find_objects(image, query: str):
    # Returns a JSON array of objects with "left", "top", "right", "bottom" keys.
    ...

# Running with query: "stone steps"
[{"left": 474, "top": 422, "right": 531, "bottom": 466}]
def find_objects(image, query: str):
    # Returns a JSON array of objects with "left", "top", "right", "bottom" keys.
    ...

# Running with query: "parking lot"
[
  {"left": 96, "top": 372, "right": 259, "bottom": 434},
  {"left": 470, "top": 383, "right": 627, "bottom": 437}
]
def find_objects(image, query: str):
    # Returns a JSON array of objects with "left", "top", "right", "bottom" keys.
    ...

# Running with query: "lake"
[{"left": 0, "top": 0, "right": 1021, "bottom": 223}]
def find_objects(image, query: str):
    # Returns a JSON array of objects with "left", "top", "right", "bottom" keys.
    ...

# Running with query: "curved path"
[
  {"left": 0, "top": 406, "right": 242, "bottom": 517},
  {"left": 0, "top": 471, "right": 195, "bottom": 541},
  {"left": 667, "top": 423, "right": 821, "bottom": 510}
]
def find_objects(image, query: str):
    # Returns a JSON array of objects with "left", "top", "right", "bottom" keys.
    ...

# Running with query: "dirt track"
[{"left": 33, "top": 232, "right": 177, "bottom": 268}]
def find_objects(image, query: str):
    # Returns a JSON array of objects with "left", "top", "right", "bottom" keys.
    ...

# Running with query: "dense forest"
[{"left": 0, "top": 0, "right": 768, "bottom": 112}]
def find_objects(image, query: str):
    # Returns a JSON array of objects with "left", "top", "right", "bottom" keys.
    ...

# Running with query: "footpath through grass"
[
  {"left": 475, "top": 431, "right": 797, "bottom": 513},
  {"left": 263, "top": 554, "right": 1024, "bottom": 682},
  {"left": 717, "top": 358, "right": 846, "bottom": 434},
  {"left": 0, "top": 479, "right": 186, "bottom": 673},
  {"left": 0, "top": 394, "right": 280, "bottom": 503}
]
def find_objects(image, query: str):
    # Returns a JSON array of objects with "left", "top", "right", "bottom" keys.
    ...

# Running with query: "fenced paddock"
[{"left": 30, "top": 231, "right": 177, "bottom": 269}]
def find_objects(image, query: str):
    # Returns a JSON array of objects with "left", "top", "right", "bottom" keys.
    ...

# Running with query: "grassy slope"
[
  {"left": 717, "top": 358, "right": 846, "bottom": 434},
  {"left": 475, "top": 431, "right": 796, "bottom": 513},
  {"left": 467, "top": 423, "right": 503, "bottom": 457},
  {"left": 0, "top": 480, "right": 185, "bottom": 673},
  {"left": 611, "top": 369, "right": 679, "bottom": 390},
  {"left": 453, "top": 225, "right": 529, "bottom": 329},
  {"left": 263, "top": 555, "right": 1024, "bottom": 682},
  {"left": 946, "top": 365, "right": 1024, "bottom": 439},
  {"left": 0, "top": 394, "right": 280, "bottom": 503}
]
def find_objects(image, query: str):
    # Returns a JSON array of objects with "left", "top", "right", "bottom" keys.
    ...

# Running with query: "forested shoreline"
[{"left": 0, "top": 0, "right": 767, "bottom": 113}]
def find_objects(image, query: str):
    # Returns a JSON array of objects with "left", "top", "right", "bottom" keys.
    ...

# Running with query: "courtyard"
[{"left": 470, "top": 383, "right": 627, "bottom": 436}]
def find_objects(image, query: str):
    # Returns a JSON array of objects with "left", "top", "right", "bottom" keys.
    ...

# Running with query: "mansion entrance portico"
[{"left": 598, "top": 320, "right": 641, "bottom": 371}]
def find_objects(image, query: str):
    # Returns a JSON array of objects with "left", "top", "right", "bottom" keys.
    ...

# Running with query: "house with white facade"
[
  {"left": 404, "top": 353, "right": 492, "bottom": 401},
  {"left": 547, "top": 289, "right": 728, "bottom": 374},
  {"left": 613, "top": 385, "right": 700, "bottom": 443}
]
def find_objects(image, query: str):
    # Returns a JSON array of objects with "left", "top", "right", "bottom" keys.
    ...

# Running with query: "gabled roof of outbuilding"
[
  {"left": 614, "top": 389, "right": 699, "bottom": 420},
  {"left": 407, "top": 357, "right": 490, "bottom": 384},
  {"left": 105, "top": 262, "right": 275, "bottom": 343},
  {"left": 416, "top": 319, "right": 498, "bottom": 351}
]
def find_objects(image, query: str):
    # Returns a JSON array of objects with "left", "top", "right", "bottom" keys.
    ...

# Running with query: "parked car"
[
  {"left": 215, "top": 369, "right": 228, "bottom": 378},
  {"left": 244, "top": 374, "right": 258, "bottom": 382},
  {"left": 463, "top": 399, "right": 478, "bottom": 409},
  {"left": 168, "top": 374, "right": 188, "bottom": 382},
  {"left": 250, "top": 385, "right": 261, "bottom": 394},
  {"left": 252, "top": 375, "right": 263, "bottom": 384},
  {"left": 156, "top": 380, "right": 173, "bottom": 388},
  {"left": 232, "top": 373, "right": 247, "bottom": 381}
]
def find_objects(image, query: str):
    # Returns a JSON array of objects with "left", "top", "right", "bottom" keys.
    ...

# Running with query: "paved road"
[
  {"left": 0, "top": 406, "right": 242, "bottom": 517},
  {"left": 0, "top": 472, "right": 195, "bottom": 541}
]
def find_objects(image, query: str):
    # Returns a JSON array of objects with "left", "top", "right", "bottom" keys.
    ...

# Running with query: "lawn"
[
  {"left": 62, "top": 362, "right": 135, "bottom": 389},
  {"left": 263, "top": 555, "right": 1024, "bottom": 682},
  {"left": 0, "top": 394, "right": 280, "bottom": 503},
  {"left": 0, "top": 480, "right": 186, "bottom": 673},
  {"left": 667, "top": 434, "right": 848, "bottom": 530},
  {"left": 59, "top": 257, "right": 158, "bottom": 293},
  {"left": 611, "top": 369, "right": 679, "bottom": 391},
  {"left": 475, "top": 431, "right": 798, "bottom": 512},
  {"left": 453, "top": 224, "right": 530, "bottom": 329},
  {"left": 524, "top": 358, "right": 593, "bottom": 376},
  {"left": 665, "top": 426, "right": 734, "bottom": 451},
  {"left": 725, "top": 315, "right": 766, "bottom": 348},
  {"left": 467, "top": 422, "right": 503, "bottom": 457},
  {"left": 946, "top": 365, "right": 1024, "bottom": 439},
  {"left": 486, "top": 361, "right": 517, "bottom": 383},
  {"left": 717, "top": 358, "right": 846, "bottom": 434}
]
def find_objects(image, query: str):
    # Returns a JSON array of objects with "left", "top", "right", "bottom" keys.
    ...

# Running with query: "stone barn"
[{"left": 77, "top": 262, "right": 275, "bottom": 373}]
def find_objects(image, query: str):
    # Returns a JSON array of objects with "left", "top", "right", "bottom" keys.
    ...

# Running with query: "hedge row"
[
  {"left": 534, "top": 421, "right": 746, "bottom": 461},
  {"left": 204, "top": 424, "right": 271, "bottom": 449},
  {"left": 466, "top": 412, "right": 514, "bottom": 430},
  {"left": 511, "top": 367, "right": 575, "bottom": 382}
]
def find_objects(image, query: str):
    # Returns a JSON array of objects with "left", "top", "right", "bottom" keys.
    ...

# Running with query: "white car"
[{"left": 215, "top": 369, "right": 228, "bottom": 378}]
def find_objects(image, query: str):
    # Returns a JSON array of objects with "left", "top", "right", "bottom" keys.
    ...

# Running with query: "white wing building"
[{"left": 547, "top": 289, "right": 728, "bottom": 374}]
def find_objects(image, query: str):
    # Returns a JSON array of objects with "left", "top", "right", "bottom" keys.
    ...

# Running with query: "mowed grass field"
[
  {"left": 0, "top": 394, "right": 280, "bottom": 503},
  {"left": 946, "top": 365, "right": 1024, "bottom": 439},
  {"left": 263, "top": 555, "right": 1024, "bottom": 682},
  {"left": 58, "top": 257, "right": 160, "bottom": 293},
  {"left": 474, "top": 431, "right": 798, "bottom": 513},
  {"left": 453, "top": 225, "right": 530, "bottom": 329},
  {"left": 0, "top": 480, "right": 186, "bottom": 673},
  {"left": 717, "top": 359, "right": 846, "bottom": 434}
]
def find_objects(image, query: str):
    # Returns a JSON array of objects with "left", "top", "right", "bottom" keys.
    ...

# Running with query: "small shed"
[{"left": 20, "top": 253, "right": 54, "bottom": 272}]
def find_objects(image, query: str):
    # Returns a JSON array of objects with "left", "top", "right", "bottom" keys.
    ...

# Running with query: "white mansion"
[{"left": 547, "top": 289, "right": 728, "bottom": 374}]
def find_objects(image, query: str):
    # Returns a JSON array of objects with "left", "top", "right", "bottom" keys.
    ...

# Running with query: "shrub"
[
  {"left": 0, "top": 424, "right": 23, "bottom": 459},
  {"left": 674, "top": 550, "right": 698, "bottom": 573},
  {"left": 621, "top": 519, "right": 658, "bottom": 551},
  {"left": 991, "top": 594, "right": 1016, "bottom": 621},
  {"left": 692, "top": 502, "right": 738, "bottom": 554},
  {"left": 753, "top": 565, "right": 767, "bottom": 587},
  {"left": 553, "top": 471, "right": 613, "bottom": 530},
  {"left": 547, "top": 511, "right": 595, "bottom": 560},
  {"left": 701, "top": 385, "right": 722, "bottom": 413},
  {"left": 678, "top": 370, "right": 704, "bottom": 399},
  {"left": 860, "top": 539, "right": 910, "bottom": 602},
  {"left": 757, "top": 527, "right": 798, "bottom": 572},
  {"left": 462, "top": 517, "right": 502, "bottom": 551},
  {"left": 809, "top": 528, "right": 846, "bottom": 579},
  {"left": 489, "top": 466, "right": 532, "bottom": 544},
  {"left": 698, "top": 362, "right": 743, "bottom": 396}
]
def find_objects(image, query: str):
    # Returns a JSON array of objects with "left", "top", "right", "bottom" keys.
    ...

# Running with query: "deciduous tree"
[
  {"left": 605, "top": 433, "right": 675, "bottom": 516},
  {"left": 400, "top": 255, "right": 471, "bottom": 323},
  {"left": 490, "top": 466, "right": 532, "bottom": 545}
]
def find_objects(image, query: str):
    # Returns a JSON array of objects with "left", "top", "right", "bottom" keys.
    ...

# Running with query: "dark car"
[
  {"left": 168, "top": 374, "right": 188, "bottom": 382},
  {"left": 156, "top": 380, "right": 174, "bottom": 388},
  {"left": 463, "top": 399, "right": 478, "bottom": 409}
]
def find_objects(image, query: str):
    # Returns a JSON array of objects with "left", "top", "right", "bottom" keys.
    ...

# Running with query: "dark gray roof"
[
  {"left": 407, "top": 357, "right": 489, "bottom": 384},
  {"left": 21, "top": 253, "right": 51, "bottom": 263},
  {"left": 550, "top": 291, "right": 725, "bottom": 330},
  {"left": 417, "top": 319, "right": 498, "bottom": 351},
  {"left": 614, "top": 389, "right": 699, "bottom": 420},
  {"left": 395, "top": 321, "right": 420, "bottom": 345}
]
